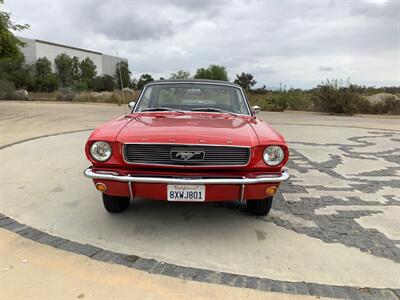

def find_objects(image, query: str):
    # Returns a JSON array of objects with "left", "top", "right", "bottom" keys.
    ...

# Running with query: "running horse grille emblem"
[{"left": 171, "top": 150, "right": 205, "bottom": 161}]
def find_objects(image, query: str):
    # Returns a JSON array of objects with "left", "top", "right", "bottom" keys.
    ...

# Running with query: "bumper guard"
[{"left": 83, "top": 167, "right": 289, "bottom": 185}]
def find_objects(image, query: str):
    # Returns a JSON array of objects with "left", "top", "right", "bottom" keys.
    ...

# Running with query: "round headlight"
[
  {"left": 90, "top": 141, "right": 112, "bottom": 162},
  {"left": 263, "top": 146, "right": 284, "bottom": 166}
]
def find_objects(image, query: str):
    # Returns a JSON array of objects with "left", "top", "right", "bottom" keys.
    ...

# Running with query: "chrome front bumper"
[{"left": 83, "top": 167, "right": 289, "bottom": 184}]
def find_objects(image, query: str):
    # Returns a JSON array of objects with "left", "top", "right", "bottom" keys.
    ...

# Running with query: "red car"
[{"left": 84, "top": 80, "right": 289, "bottom": 216}]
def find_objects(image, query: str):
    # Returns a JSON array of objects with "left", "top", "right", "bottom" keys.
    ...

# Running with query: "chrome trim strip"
[
  {"left": 145, "top": 81, "right": 240, "bottom": 88},
  {"left": 96, "top": 170, "right": 119, "bottom": 176},
  {"left": 123, "top": 142, "right": 251, "bottom": 148},
  {"left": 122, "top": 143, "right": 251, "bottom": 167},
  {"left": 84, "top": 167, "right": 289, "bottom": 184},
  {"left": 131, "top": 110, "right": 251, "bottom": 117}
]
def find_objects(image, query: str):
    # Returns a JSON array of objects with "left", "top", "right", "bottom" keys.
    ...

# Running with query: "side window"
[
  {"left": 138, "top": 88, "right": 152, "bottom": 110},
  {"left": 236, "top": 89, "right": 248, "bottom": 114}
]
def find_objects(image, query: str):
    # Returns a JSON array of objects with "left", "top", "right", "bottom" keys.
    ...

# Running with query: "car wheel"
[
  {"left": 247, "top": 196, "right": 273, "bottom": 216},
  {"left": 102, "top": 194, "right": 130, "bottom": 213}
]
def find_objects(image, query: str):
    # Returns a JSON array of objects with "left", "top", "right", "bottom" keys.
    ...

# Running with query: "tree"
[
  {"left": 0, "top": 55, "right": 34, "bottom": 89},
  {"left": 91, "top": 76, "right": 102, "bottom": 92},
  {"left": 137, "top": 73, "right": 154, "bottom": 90},
  {"left": 0, "top": 2, "right": 30, "bottom": 59},
  {"left": 54, "top": 53, "right": 73, "bottom": 87},
  {"left": 35, "top": 57, "right": 52, "bottom": 79},
  {"left": 35, "top": 73, "right": 58, "bottom": 92},
  {"left": 131, "top": 78, "right": 138, "bottom": 90},
  {"left": 114, "top": 61, "right": 131, "bottom": 89},
  {"left": 194, "top": 68, "right": 208, "bottom": 79},
  {"left": 34, "top": 57, "right": 58, "bottom": 92},
  {"left": 234, "top": 72, "right": 257, "bottom": 91},
  {"left": 71, "top": 56, "right": 80, "bottom": 82},
  {"left": 101, "top": 75, "right": 115, "bottom": 91},
  {"left": 91, "top": 75, "right": 115, "bottom": 92},
  {"left": 194, "top": 64, "right": 228, "bottom": 81},
  {"left": 169, "top": 70, "right": 191, "bottom": 80},
  {"left": 80, "top": 57, "right": 97, "bottom": 83}
]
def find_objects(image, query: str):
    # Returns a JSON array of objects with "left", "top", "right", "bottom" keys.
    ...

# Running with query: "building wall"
[
  {"left": 35, "top": 41, "right": 103, "bottom": 74},
  {"left": 17, "top": 37, "right": 127, "bottom": 76},
  {"left": 19, "top": 37, "right": 37, "bottom": 65},
  {"left": 102, "top": 54, "right": 127, "bottom": 77}
]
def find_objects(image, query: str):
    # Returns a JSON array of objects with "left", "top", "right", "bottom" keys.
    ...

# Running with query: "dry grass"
[{"left": 28, "top": 90, "right": 140, "bottom": 105}]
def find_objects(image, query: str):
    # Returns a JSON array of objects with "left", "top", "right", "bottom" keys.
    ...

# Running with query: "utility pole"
[{"left": 117, "top": 50, "right": 127, "bottom": 114}]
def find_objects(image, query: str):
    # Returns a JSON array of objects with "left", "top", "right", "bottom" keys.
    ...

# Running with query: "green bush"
[
  {"left": 0, "top": 79, "right": 16, "bottom": 99},
  {"left": 0, "top": 56, "right": 34, "bottom": 90},
  {"left": 284, "top": 90, "right": 312, "bottom": 110},
  {"left": 312, "top": 79, "right": 363, "bottom": 115},
  {"left": 101, "top": 75, "right": 115, "bottom": 91},
  {"left": 91, "top": 75, "right": 115, "bottom": 92},
  {"left": 247, "top": 90, "right": 311, "bottom": 112},
  {"left": 359, "top": 95, "right": 400, "bottom": 115},
  {"left": 383, "top": 96, "right": 400, "bottom": 114},
  {"left": 34, "top": 73, "right": 58, "bottom": 92},
  {"left": 73, "top": 81, "right": 88, "bottom": 92},
  {"left": 90, "top": 76, "right": 103, "bottom": 92},
  {"left": 264, "top": 93, "right": 288, "bottom": 111},
  {"left": 33, "top": 58, "right": 58, "bottom": 92}
]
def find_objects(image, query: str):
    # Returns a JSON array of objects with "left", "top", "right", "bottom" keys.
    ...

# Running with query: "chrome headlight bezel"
[
  {"left": 263, "top": 145, "right": 285, "bottom": 166},
  {"left": 90, "top": 141, "right": 112, "bottom": 162}
]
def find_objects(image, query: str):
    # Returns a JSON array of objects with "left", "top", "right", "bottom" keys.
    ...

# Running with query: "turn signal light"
[
  {"left": 95, "top": 182, "right": 107, "bottom": 192},
  {"left": 266, "top": 186, "right": 277, "bottom": 196}
]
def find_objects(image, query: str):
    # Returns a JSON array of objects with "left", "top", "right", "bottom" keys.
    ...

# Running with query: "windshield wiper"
[
  {"left": 191, "top": 108, "right": 237, "bottom": 116},
  {"left": 141, "top": 107, "right": 184, "bottom": 113}
]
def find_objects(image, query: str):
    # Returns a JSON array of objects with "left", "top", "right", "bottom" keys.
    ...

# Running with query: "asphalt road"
[{"left": 1, "top": 101, "right": 399, "bottom": 299}]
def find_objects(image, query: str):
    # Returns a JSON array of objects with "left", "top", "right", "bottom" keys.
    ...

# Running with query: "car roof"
[{"left": 145, "top": 79, "right": 242, "bottom": 88}]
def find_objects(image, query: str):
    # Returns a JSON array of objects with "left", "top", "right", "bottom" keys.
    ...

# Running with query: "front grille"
[{"left": 123, "top": 144, "right": 250, "bottom": 166}]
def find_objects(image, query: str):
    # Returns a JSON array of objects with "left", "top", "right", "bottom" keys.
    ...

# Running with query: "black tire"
[
  {"left": 247, "top": 196, "right": 273, "bottom": 216},
  {"left": 102, "top": 194, "right": 130, "bottom": 213}
]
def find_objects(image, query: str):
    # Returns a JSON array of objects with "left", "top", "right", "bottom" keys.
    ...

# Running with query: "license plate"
[{"left": 167, "top": 185, "right": 205, "bottom": 201}]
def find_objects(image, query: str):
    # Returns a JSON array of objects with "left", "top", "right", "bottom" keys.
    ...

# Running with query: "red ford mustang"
[{"left": 84, "top": 80, "right": 289, "bottom": 215}]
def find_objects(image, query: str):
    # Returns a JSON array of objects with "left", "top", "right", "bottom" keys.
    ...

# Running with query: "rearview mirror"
[
  {"left": 252, "top": 105, "right": 261, "bottom": 115},
  {"left": 128, "top": 101, "right": 136, "bottom": 110}
]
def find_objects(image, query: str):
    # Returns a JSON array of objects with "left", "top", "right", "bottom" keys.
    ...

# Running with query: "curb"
[{"left": 1, "top": 213, "right": 398, "bottom": 299}]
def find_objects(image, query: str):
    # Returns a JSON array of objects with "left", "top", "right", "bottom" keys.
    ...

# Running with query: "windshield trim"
[{"left": 132, "top": 82, "right": 252, "bottom": 116}]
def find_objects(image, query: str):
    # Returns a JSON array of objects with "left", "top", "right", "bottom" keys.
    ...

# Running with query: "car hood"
[{"left": 116, "top": 112, "right": 259, "bottom": 146}]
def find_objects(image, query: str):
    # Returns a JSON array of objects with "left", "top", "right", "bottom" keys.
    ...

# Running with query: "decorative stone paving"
[
  {"left": 1, "top": 213, "right": 399, "bottom": 299},
  {"left": 272, "top": 131, "right": 400, "bottom": 263}
]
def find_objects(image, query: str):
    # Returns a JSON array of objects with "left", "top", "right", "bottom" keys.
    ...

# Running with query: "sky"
[{"left": 2, "top": 0, "right": 399, "bottom": 89}]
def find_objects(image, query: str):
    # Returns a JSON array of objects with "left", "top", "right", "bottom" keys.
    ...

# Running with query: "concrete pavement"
[
  {"left": 1, "top": 229, "right": 310, "bottom": 300},
  {"left": 1, "top": 101, "right": 399, "bottom": 299},
  {"left": 1, "top": 130, "right": 400, "bottom": 288}
]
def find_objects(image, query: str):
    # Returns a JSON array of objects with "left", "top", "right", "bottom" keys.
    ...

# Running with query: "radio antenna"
[{"left": 117, "top": 50, "right": 127, "bottom": 114}]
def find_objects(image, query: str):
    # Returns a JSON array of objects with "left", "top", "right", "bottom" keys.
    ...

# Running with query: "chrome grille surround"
[{"left": 123, "top": 143, "right": 251, "bottom": 167}]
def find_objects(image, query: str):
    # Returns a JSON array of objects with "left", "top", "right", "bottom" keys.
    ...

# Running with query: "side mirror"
[
  {"left": 252, "top": 105, "right": 261, "bottom": 115},
  {"left": 128, "top": 101, "right": 136, "bottom": 110}
]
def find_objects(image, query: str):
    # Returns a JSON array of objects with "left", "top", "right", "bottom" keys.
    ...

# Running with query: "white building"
[{"left": 18, "top": 37, "right": 127, "bottom": 76}]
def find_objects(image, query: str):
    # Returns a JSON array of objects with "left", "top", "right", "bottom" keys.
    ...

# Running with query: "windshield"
[{"left": 134, "top": 83, "right": 250, "bottom": 115}]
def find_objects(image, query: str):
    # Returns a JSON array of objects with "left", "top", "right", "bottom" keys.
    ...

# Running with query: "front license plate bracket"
[{"left": 167, "top": 184, "right": 205, "bottom": 201}]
